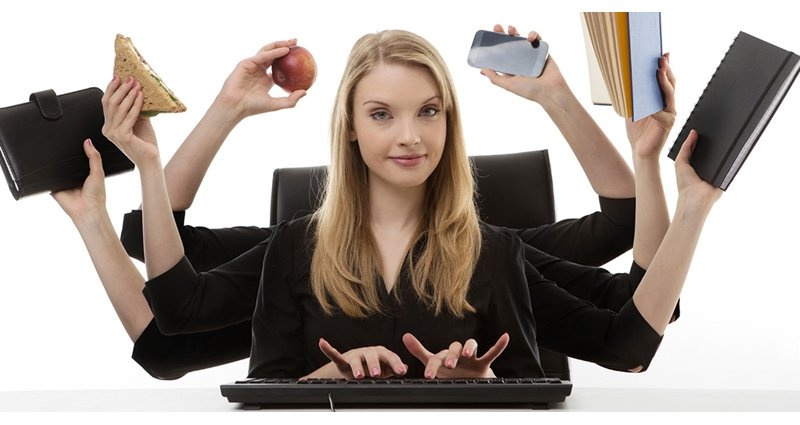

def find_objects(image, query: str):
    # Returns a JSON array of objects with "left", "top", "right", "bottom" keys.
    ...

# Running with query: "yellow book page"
[
  {"left": 581, "top": 14, "right": 611, "bottom": 105},
  {"left": 603, "top": 12, "right": 624, "bottom": 116},
  {"left": 614, "top": 12, "right": 633, "bottom": 118},
  {"left": 587, "top": 13, "right": 620, "bottom": 112}
]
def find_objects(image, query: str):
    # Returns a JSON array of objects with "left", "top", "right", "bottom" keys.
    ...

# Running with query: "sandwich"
[{"left": 114, "top": 34, "right": 186, "bottom": 116}]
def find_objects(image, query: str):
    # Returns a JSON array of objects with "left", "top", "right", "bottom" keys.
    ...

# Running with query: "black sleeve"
[
  {"left": 514, "top": 196, "right": 635, "bottom": 267},
  {"left": 527, "top": 258, "right": 664, "bottom": 372},
  {"left": 131, "top": 319, "right": 251, "bottom": 380},
  {"left": 525, "top": 245, "right": 680, "bottom": 321},
  {"left": 141, "top": 237, "right": 269, "bottom": 335},
  {"left": 120, "top": 209, "right": 273, "bottom": 272},
  {"left": 249, "top": 222, "right": 306, "bottom": 378}
]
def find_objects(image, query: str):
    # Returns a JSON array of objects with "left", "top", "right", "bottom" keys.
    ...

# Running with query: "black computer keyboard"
[{"left": 220, "top": 377, "right": 571, "bottom": 410}]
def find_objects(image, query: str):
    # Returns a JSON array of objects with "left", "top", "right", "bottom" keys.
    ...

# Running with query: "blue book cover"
[{"left": 628, "top": 12, "right": 664, "bottom": 121}]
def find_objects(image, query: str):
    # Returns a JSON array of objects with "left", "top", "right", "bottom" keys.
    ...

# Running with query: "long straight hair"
[{"left": 311, "top": 30, "right": 481, "bottom": 318}]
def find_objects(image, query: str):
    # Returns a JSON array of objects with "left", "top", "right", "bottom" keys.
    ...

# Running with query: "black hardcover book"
[{"left": 668, "top": 31, "right": 800, "bottom": 190}]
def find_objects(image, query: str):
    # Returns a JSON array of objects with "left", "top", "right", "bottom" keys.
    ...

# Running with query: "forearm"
[
  {"left": 632, "top": 198, "right": 714, "bottom": 335},
  {"left": 538, "top": 85, "right": 635, "bottom": 198},
  {"left": 163, "top": 99, "right": 242, "bottom": 210},
  {"left": 140, "top": 159, "right": 186, "bottom": 278},
  {"left": 631, "top": 157, "right": 669, "bottom": 268},
  {"left": 73, "top": 210, "right": 153, "bottom": 342}
]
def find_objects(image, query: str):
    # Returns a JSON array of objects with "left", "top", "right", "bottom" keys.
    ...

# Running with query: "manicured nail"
[
  {"left": 371, "top": 368, "right": 380, "bottom": 377},
  {"left": 463, "top": 349, "right": 472, "bottom": 357}
]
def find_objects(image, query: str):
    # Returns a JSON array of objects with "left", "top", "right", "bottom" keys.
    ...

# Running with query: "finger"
[
  {"left": 462, "top": 339, "right": 478, "bottom": 358},
  {"left": 444, "top": 341, "right": 462, "bottom": 369},
  {"left": 527, "top": 31, "right": 541, "bottom": 43},
  {"left": 120, "top": 85, "right": 144, "bottom": 131},
  {"left": 402, "top": 333, "right": 434, "bottom": 363},
  {"left": 318, "top": 338, "right": 347, "bottom": 366},
  {"left": 347, "top": 356, "right": 366, "bottom": 380},
  {"left": 657, "top": 61, "right": 675, "bottom": 113},
  {"left": 252, "top": 46, "right": 292, "bottom": 68},
  {"left": 83, "top": 139, "right": 105, "bottom": 177},
  {"left": 375, "top": 346, "right": 408, "bottom": 376},
  {"left": 476, "top": 333, "right": 510, "bottom": 364},
  {"left": 255, "top": 39, "right": 297, "bottom": 55},
  {"left": 676, "top": 129, "right": 698, "bottom": 163},
  {"left": 363, "top": 350, "right": 383, "bottom": 378},
  {"left": 269, "top": 90, "right": 307, "bottom": 110},
  {"left": 424, "top": 351, "right": 447, "bottom": 379},
  {"left": 102, "top": 75, "right": 121, "bottom": 109},
  {"left": 492, "top": 24, "right": 504, "bottom": 33},
  {"left": 507, "top": 25, "right": 519, "bottom": 37},
  {"left": 662, "top": 52, "right": 676, "bottom": 88}
]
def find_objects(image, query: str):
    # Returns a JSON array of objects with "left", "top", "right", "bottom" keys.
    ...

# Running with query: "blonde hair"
[{"left": 311, "top": 30, "right": 481, "bottom": 318}]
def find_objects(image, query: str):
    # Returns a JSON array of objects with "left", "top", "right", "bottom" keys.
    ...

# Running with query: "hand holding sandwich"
[
  {"left": 215, "top": 39, "right": 308, "bottom": 121},
  {"left": 101, "top": 75, "right": 159, "bottom": 171}
]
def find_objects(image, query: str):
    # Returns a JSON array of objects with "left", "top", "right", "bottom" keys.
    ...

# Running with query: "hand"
[
  {"left": 216, "top": 40, "right": 307, "bottom": 119},
  {"left": 101, "top": 76, "right": 159, "bottom": 168},
  {"left": 52, "top": 139, "right": 107, "bottom": 223},
  {"left": 317, "top": 338, "right": 408, "bottom": 380},
  {"left": 625, "top": 53, "right": 677, "bottom": 160},
  {"left": 479, "top": 25, "right": 568, "bottom": 103},
  {"left": 402, "top": 332, "right": 509, "bottom": 379},
  {"left": 674, "top": 130, "right": 723, "bottom": 205}
]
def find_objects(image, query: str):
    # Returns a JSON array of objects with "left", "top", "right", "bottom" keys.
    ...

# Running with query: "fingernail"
[
  {"left": 354, "top": 371, "right": 363, "bottom": 379},
  {"left": 86, "top": 138, "right": 93, "bottom": 147},
  {"left": 446, "top": 359, "right": 455, "bottom": 368},
  {"left": 425, "top": 372, "right": 434, "bottom": 379},
  {"left": 463, "top": 350, "right": 471, "bottom": 357},
  {"left": 371, "top": 368, "right": 380, "bottom": 377}
]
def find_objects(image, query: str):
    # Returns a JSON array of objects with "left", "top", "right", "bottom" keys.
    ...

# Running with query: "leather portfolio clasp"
[{"left": 29, "top": 89, "right": 63, "bottom": 120}]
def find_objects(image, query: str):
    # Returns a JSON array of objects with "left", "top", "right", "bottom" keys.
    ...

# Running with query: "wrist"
[
  {"left": 210, "top": 94, "right": 249, "bottom": 125},
  {"left": 536, "top": 80, "right": 575, "bottom": 112},
  {"left": 72, "top": 207, "right": 113, "bottom": 233}
]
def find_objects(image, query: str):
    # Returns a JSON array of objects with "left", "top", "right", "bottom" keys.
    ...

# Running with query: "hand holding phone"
[{"left": 467, "top": 30, "right": 549, "bottom": 77}]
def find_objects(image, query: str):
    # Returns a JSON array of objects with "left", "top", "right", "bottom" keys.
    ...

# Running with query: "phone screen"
[{"left": 467, "top": 30, "right": 549, "bottom": 77}]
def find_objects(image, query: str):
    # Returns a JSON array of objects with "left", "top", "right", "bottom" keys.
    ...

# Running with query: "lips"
[{"left": 390, "top": 154, "right": 425, "bottom": 167}]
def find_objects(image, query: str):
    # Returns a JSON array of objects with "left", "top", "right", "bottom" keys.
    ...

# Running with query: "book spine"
[{"left": 668, "top": 32, "right": 743, "bottom": 160}]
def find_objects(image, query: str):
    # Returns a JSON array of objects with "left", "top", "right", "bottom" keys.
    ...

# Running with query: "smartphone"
[{"left": 467, "top": 30, "right": 549, "bottom": 77}]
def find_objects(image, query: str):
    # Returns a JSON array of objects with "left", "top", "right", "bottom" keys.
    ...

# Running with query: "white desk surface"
[{"left": 1, "top": 386, "right": 799, "bottom": 412}]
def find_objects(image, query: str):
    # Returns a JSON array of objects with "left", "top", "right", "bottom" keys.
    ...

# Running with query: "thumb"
[
  {"left": 676, "top": 130, "right": 698, "bottom": 164},
  {"left": 84, "top": 139, "right": 106, "bottom": 177}
]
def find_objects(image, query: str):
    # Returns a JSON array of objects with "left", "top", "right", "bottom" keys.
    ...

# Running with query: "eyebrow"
[{"left": 362, "top": 95, "right": 442, "bottom": 107}]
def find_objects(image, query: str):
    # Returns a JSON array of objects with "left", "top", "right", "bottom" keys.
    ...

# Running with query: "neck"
[{"left": 368, "top": 178, "right": 425, "bottom": 230}]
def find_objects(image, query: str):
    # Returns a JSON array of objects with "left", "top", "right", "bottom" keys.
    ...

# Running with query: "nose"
[{"left": 398, "top": 117, "right": 421, "bottom": 147}]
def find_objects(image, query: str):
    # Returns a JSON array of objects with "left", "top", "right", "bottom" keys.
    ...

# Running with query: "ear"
[{"left": 349, "top": 130, "right": 358, "bottom": 143}]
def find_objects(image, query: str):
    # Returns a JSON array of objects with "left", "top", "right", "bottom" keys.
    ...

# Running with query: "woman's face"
[{"left": 351, "top": 62, "right": 446, "bottom": 192}]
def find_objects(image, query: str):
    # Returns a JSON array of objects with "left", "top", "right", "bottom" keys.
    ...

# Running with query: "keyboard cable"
[{"left": 328, "top": 392, "right": 335, "bottom": 412}]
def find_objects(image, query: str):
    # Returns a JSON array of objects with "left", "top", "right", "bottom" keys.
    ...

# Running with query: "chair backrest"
[{"left": 270, "top": 149, "right": 570, "bottom": 380}]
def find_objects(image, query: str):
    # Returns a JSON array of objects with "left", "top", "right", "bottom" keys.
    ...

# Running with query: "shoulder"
[{"left": 479, "top": 221, "right": 524, "bottom": 254}]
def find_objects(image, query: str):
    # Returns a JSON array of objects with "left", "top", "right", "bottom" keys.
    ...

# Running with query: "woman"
[{"left": 56, "top": 26, "right": 674, "bottom": 373}]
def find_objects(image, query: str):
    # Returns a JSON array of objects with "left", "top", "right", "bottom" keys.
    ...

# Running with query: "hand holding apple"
[{"left": 272, "top": 46, "right": 317, "bottom": 92}]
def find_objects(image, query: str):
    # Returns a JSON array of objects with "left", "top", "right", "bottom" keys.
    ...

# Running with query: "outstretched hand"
[
  {"left": 52, "top": 139, "right": 107, "bottom": 223},
  {"left": 317, "top": 338, "right": 408, "bottom": 380},
  {"left": 402, "top": 333, "right": 509, "bottom": 379},
  {"left": 479, "top": 24, "right": 567, "bottom": 103},
  {"left": 625, "top": 53, "right": 677, "bottom": 160},
  {"left": 216, "top": 39, "right": 307, "bottom": 119}
]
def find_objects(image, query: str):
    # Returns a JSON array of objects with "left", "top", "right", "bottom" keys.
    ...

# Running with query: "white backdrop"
[{"left": 1, "top": 0, "right": 798, "bottom": 393}]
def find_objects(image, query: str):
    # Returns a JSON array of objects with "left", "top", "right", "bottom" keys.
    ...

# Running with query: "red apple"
[{"left": 272, "top": 46, "right": 317, "bottom": 92}]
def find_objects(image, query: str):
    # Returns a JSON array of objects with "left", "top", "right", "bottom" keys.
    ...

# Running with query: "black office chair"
[{"left": 269, "top": 149, "right": 570, "bottom": 380}]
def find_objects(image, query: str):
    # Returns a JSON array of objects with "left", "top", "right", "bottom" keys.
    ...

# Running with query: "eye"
[
  {"left": 420, "top": 106, "right": 440, "bottom": 117},
  {"left": 370, "top": 110, "right": 392, "bottom": 121}
]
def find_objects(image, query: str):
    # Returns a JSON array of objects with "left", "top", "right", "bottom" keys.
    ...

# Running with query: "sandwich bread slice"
[{"left": 114, "top": 34, "right": 186, "bottom": 116}]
